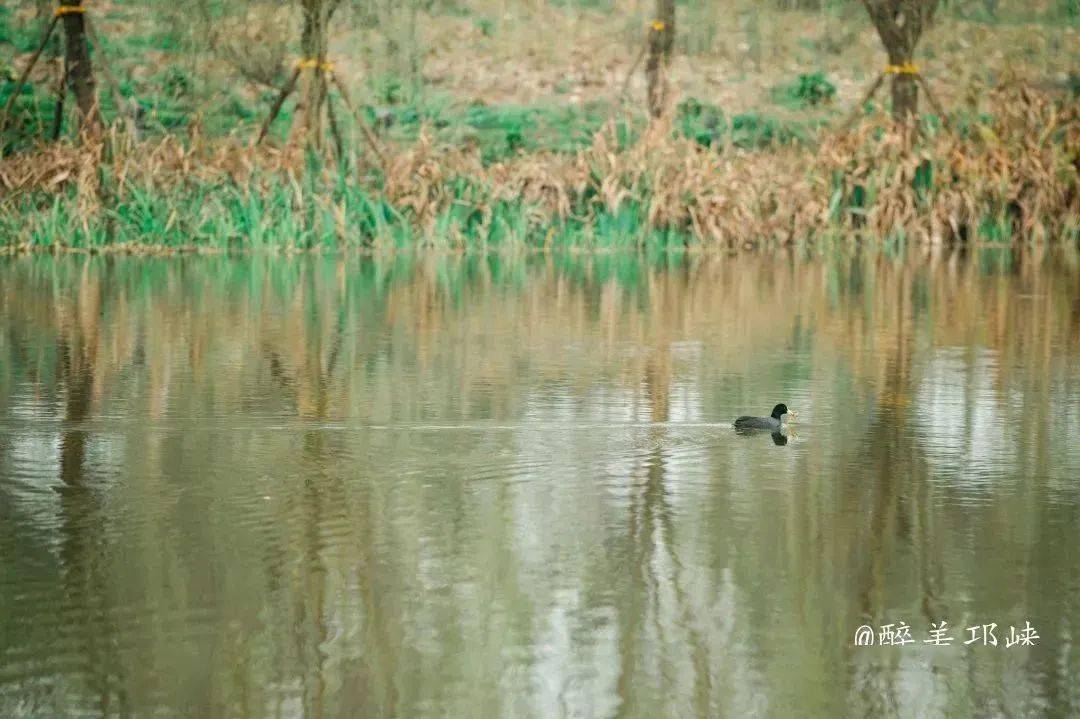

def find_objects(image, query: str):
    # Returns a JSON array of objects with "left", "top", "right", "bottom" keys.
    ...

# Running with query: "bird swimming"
[{"left": 733, "top": 403, "right": 795, "bottom": 431}]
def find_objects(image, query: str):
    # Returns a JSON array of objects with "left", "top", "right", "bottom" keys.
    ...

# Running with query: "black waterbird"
[{"left": 733, "top": 403, "right": 795, "bottom": 431}]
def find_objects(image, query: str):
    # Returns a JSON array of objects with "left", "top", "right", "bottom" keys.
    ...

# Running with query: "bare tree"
[
  {"left": 0, "top": 1, "right": 100, "bottom": 138},
  {"left": 645, "top": 0, "right": 675, "bottom": 118},
  {"left": 58, "top": 0, "right": 100, "bottom": 131},
  {"left": 861, "top": 0, "right": 940, "bottom": 120},
  {"left": 256, "top": 0, "right": 385, "bottom": 164},
  {"left": 298, "top": 0, "right": 339, "bottom": 148}
]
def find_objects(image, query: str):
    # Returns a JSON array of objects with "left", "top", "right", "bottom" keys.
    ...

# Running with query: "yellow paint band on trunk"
[{"left": 884, "top": 63, "right": 920, "bottom": 74}]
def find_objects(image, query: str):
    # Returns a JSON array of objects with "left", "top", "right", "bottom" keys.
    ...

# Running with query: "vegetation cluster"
[{"left": 0, "top": 0, "right": 1076, "bottom": 251}]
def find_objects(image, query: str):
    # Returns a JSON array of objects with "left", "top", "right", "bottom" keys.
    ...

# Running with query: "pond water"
[{"left": 1, "top": 251, "right": 1079, "bottom": 717}]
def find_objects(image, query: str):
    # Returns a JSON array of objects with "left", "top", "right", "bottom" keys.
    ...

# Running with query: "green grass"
[
  {"left": 771, "top": 72, "right": 837, "bottom": 109},
  {"left": 676, "top": 97, "right": 820, "bottom": 149},
  {"left": 0, "top": 171, "right": 705, "bottom": 254}
]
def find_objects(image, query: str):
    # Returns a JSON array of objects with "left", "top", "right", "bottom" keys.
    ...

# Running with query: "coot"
[{"left": 734, "top": 403, "right": 793, "bottom": 431}]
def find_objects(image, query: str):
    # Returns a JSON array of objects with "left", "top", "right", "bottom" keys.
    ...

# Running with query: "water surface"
[{"left": 2, "top": 251, "right": 1079, "bottom": 717}]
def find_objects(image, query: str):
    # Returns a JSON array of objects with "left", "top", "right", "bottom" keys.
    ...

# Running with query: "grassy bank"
[
  {"left": 1, "top": 83, "right": 1076, "bottom": 253},
  {"left": 0, "top": 1, "right": 1077, "bottom": 252}
]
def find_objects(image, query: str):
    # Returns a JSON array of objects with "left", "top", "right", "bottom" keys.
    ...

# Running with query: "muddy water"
[{"left": 1, "top": 252, "right": 1079, "bottom": 717}]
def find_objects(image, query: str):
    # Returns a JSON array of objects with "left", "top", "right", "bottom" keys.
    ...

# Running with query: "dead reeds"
[{"left": 1, "top": 86, "right": 1075, "bottom": 251}]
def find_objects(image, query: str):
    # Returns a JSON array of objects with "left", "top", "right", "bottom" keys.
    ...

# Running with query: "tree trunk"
[
  {"left": 861, "top": 0, "right": 939, "bottom": 122},
  {"left": 59, "top": 0, "right": 99, "bottom": 131},
  {"left": 644, "top": 0, "right": 675, "bottom": 118},
  {"left": 890, "top": 67, "right": 919, "bottom": 120},
  {"left": 299, "top": 0, "right": 330, "bottom": 149}
]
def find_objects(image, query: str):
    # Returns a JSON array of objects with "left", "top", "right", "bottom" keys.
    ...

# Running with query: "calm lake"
[{"left": 1, "top": 251, "right": 1079, "bottom": 717}]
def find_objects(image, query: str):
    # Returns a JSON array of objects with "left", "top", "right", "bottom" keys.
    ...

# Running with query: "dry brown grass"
[
  {"left": 0, "top": 85, "right": 1076, "bottom": 249},
  {"left": 328, "top": 84, "right": 1078, "bottom": 245}
]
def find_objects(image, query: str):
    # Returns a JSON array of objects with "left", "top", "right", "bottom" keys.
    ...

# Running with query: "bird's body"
[
  {"left": 734, "top": 403, "right": 792, "bottom": 431},
  {"left": 733, "top": 415, "right": 783, "bottom": 431}
]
